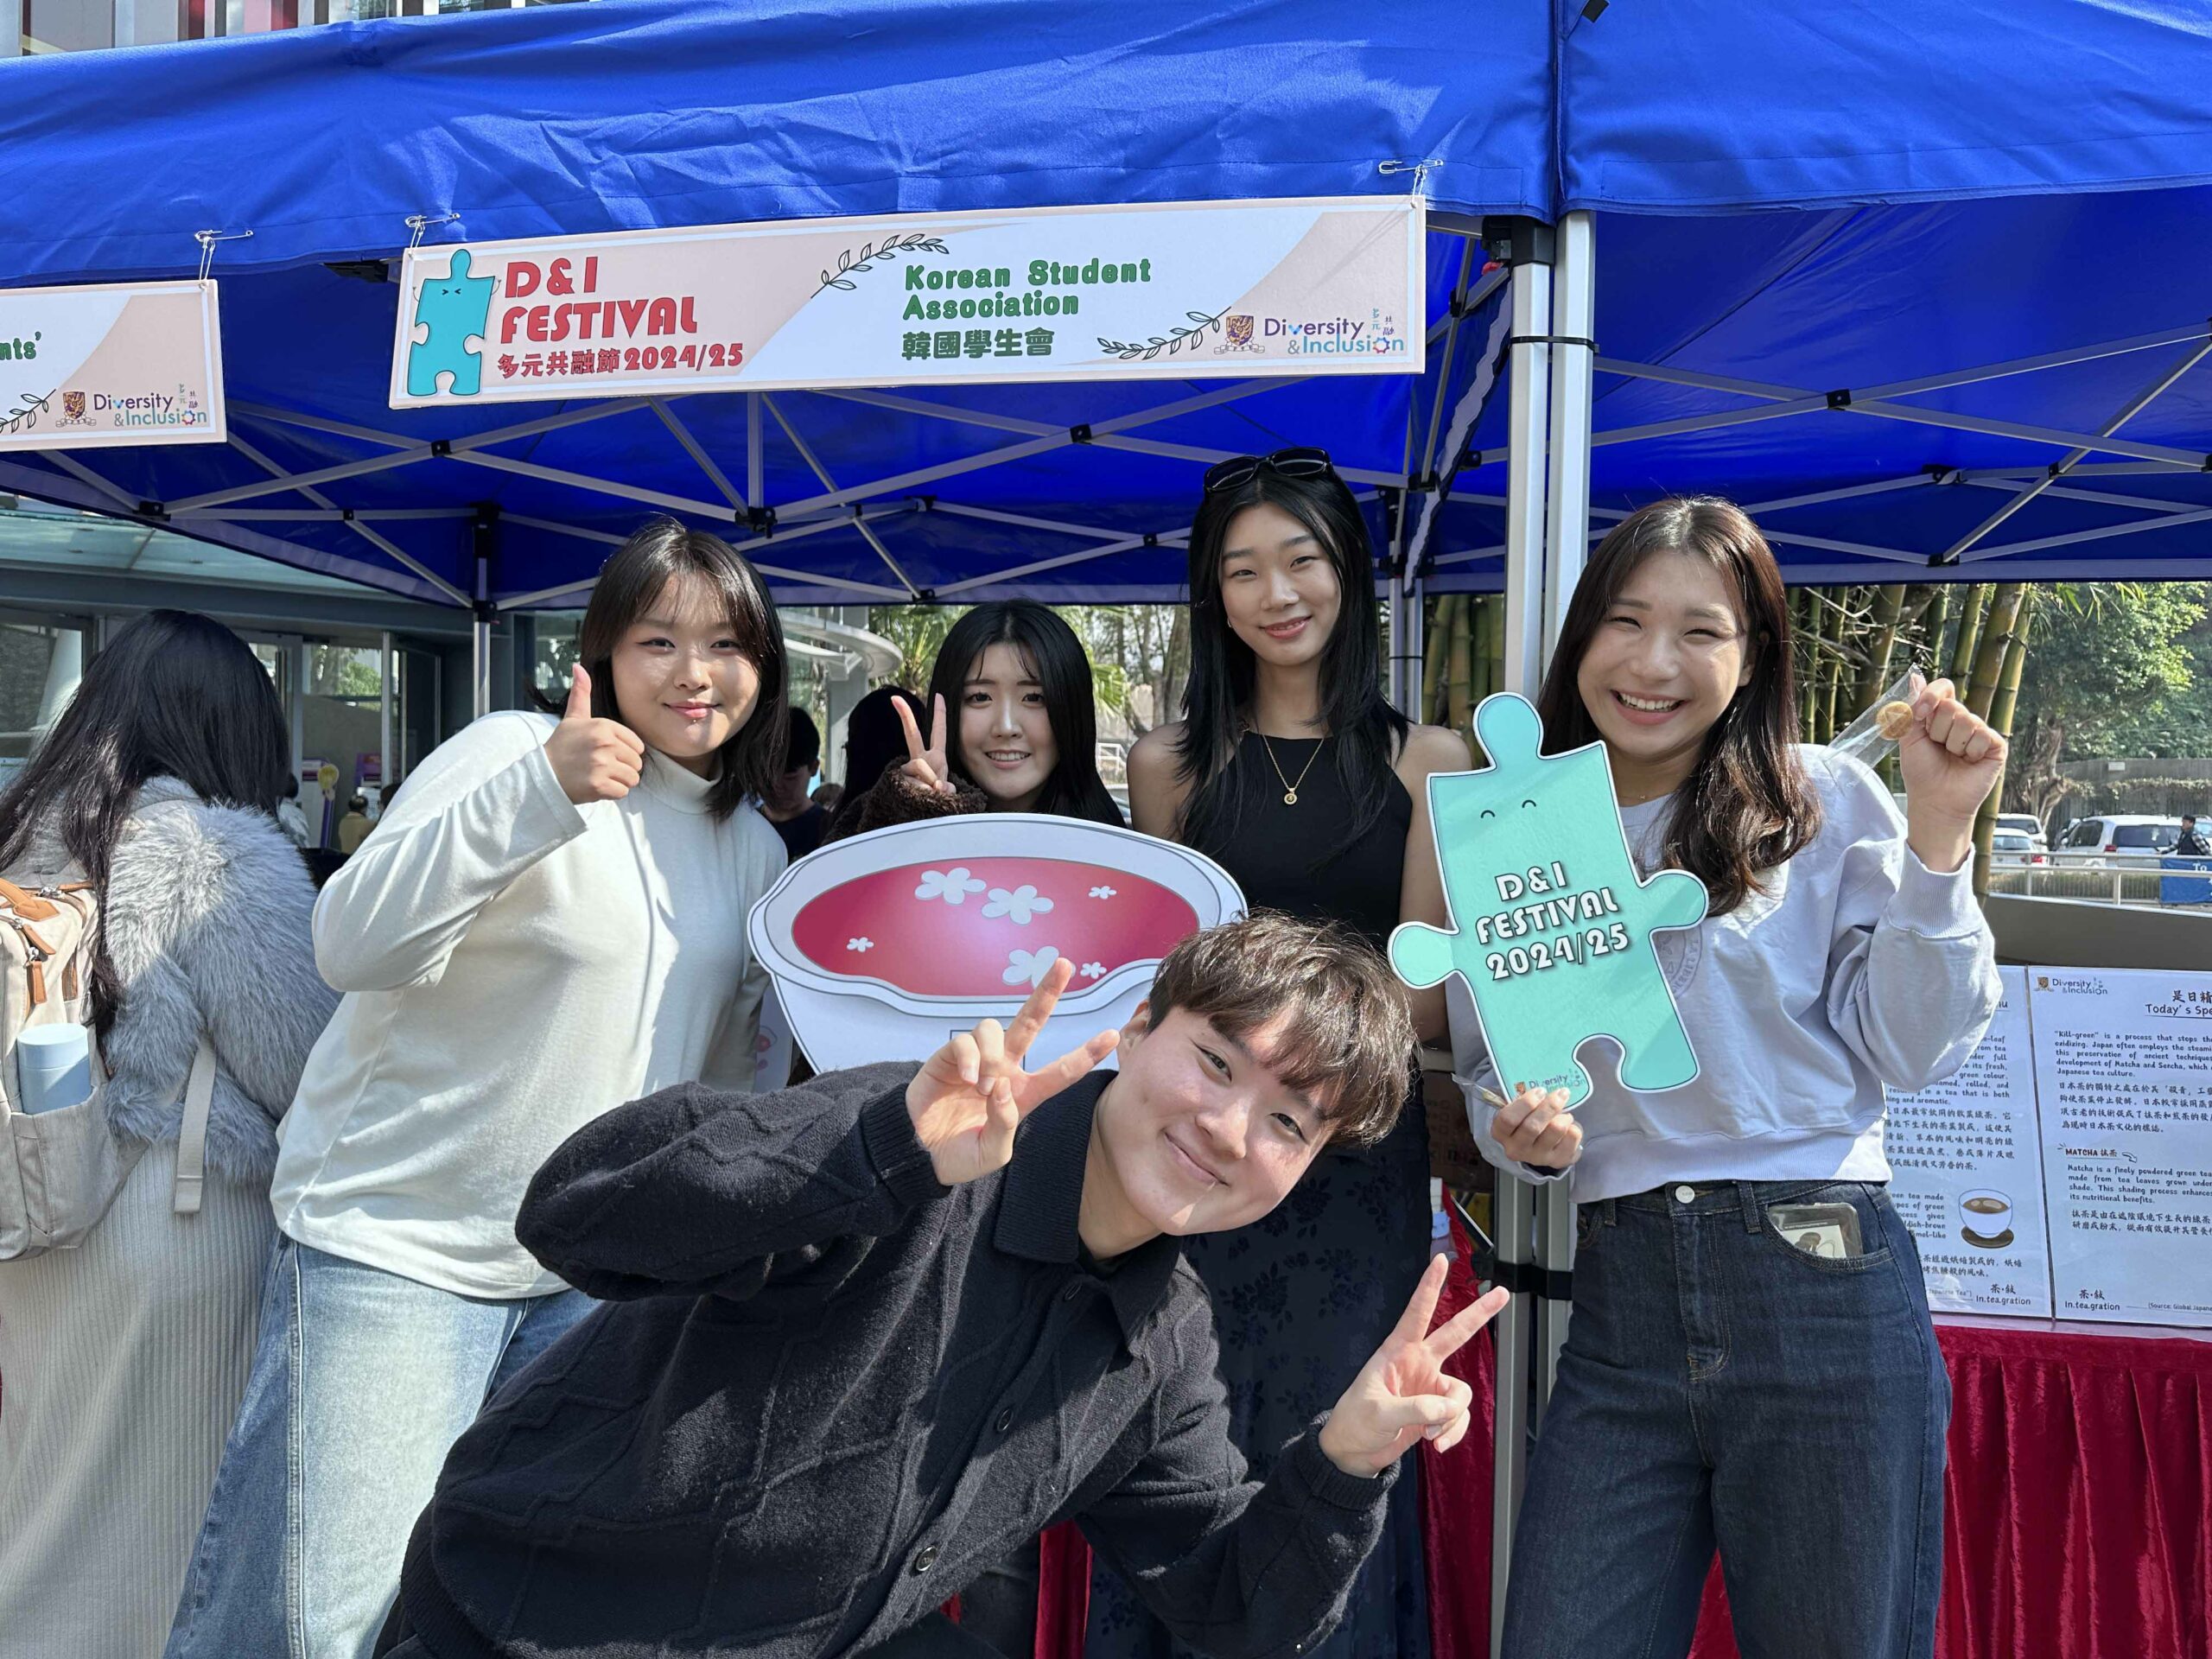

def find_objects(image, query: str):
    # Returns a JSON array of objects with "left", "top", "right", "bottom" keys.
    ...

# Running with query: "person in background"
[
  {"left": 833, "top": 601, "right": 1122, "bottom": 840},
  {"left": 0, "top": 611, "right": 339, "bottom": 1659},
  {"left": 1105, "top": 448, "right": 1465, "bottom": 1659},
  {"left": 824, "top": 601, "right": 1123, "bottom": 1653},
  {"left": 276, "top": 776, "right": 313, "bottom": 848},
  {"left": 167, "top": 518, "right": 791, "bottom": 1659},
  {"left": 762, "top": 707, "right": 829, "bottom": 861},
  {"left": 2176, "top": 812, "right": 2209, "bottom": 858},
  {"left": 337, "top": 792, "right": 374, "bottom": 855},
  {"left": 1471, "top": 497, "right": 2003, "bottom": 1659},
  {"left": 823, "top": 683, "right": 919, "bottom": 843}
]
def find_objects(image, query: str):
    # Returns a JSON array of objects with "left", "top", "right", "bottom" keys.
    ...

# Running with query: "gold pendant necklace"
[{"left": 1257, "top": 733, "right": 1326, "bottom": 806}]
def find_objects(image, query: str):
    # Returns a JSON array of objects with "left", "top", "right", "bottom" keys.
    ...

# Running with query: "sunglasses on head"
[{"left": 1201, "top": 446, "right": 1337, "bottom": 495}]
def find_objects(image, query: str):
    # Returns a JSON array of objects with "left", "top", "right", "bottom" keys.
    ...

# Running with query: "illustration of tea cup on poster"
[
  {"left": 747, "top": 815, "right": 1245, "bottom": 1073},
  {"left": 1960, "top": 1188, "right": 2014, "bottom": 1249}
]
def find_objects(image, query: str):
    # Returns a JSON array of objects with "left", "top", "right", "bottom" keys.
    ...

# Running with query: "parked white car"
[
  {"left": 2050, "top": 815, "right": 2182, "bottom": 867},
  {"left": 1990, "top": 830, "right": 2047, "bottom": 864},
  {"left": 1994, "top": 813, "right": 2048, "bottom": 851}
]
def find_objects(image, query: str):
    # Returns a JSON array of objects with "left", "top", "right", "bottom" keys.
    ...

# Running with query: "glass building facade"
[{"left": 7, "top": 0, "right": 574, "bottom": 57}]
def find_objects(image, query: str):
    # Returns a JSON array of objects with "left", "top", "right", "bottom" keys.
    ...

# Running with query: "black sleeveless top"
[{"left": 1186, "top": 733, "right": 1413, "bottom": 949}]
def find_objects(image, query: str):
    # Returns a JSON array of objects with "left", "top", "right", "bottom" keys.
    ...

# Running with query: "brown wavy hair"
[{"left": 1535, "top": 497, "right": 1821, "bottom": 917}]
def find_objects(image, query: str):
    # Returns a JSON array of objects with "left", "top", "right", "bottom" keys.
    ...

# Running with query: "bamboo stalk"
[
  {"left": 1421, "top": 594, "right": 1459, "bottom": 723},
  {"left": 1447, "top": 592, "right": 1473, "bottom": 731},
  {"left": 1947, "top": 583, "right": 1990, "bottom": 685},
  {"left": 1972, "top": 594, "right": 2033, "bottom": 899},
  {"left": 1854, "top": 583, "right": 1907, "bottom": 708}
]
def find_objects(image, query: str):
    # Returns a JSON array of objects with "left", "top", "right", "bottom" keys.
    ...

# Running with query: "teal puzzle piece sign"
[
  {"left": 405, "top": 248, "right": 496, "bottom": 399},
  {"left": 1389, "top": 693, "right": 1707, "bottom": 1108}
]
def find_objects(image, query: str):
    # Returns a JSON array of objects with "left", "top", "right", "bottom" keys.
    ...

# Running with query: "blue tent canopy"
[{"left": 3, "top": 0, "right": 2209, "bottom": 608}]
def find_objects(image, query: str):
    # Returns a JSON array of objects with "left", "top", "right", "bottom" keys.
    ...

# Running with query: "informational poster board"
[
  {"left": 2031, "top": 969, "right": 2212, "bottom": 1327},
  {"left": 1885, "top": 967, "right": 2053, "bottom": 1316}
]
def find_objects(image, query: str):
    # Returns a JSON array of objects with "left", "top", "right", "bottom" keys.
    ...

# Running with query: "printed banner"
[
  {"left": 388, "top": 197, "right": 1424, "bottom": 407},
  {"left": 0, "top": 281, "right": 226, "bottom": 449}
]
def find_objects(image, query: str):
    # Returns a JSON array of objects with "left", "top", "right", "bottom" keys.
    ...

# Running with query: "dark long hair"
[
  {"left": 925, "top": 601, "right": 1122, "bottom": 825},
  {"left": 0, "top": 610, "right": 293, "bottom": 1035},
  {"left": 1535, "top": 496, "right": 1821, "bottom": 917},
  {"left": 1173, "top": 467, "right": 1406, "bottom": 860},
  {"left": 536, "top": 518, "right": 786, "bottom": 819}
]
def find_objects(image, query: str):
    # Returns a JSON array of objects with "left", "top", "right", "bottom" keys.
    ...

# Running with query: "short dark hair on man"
[
  {"left": 785, "top": 706, "right": 822, "bottom": 770},
  {"left": 1146, "top": 912, "right": 1414, "bottom": 1147}
]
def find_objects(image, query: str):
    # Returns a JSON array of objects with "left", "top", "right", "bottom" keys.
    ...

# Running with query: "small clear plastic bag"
[{"left": 1826, "top": 667, "right": 1925, "bottom": 768}]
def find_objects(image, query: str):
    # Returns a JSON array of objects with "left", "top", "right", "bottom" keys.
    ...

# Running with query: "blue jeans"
[
  {"left": 1500, "top": 1180, "right": 1950, "bottom": 1659},
  {"left": 163, "top": 1236, "right": 595, "bottom": 1659}
]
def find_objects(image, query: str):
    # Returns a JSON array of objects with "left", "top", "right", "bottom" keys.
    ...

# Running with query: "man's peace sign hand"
[
  {"left": 1318, "top": 1255, "right": 1510, "bottom": 1475},
  {"left": 905, "top": 957, "right": 1120, "bottom": 1186}
]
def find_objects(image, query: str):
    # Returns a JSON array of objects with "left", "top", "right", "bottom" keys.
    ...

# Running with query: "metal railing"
[{"left": 1986, "top": 855, "right": 2212, "bottom": 907}]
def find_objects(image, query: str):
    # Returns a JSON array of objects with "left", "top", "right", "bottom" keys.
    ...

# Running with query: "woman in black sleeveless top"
[{"left": 1092, "top": 448, "right": 1467, "bottom": 1659}]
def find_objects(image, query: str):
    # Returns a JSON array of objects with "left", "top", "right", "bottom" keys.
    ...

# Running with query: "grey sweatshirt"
[{"left": 1461, "top": 747, "right": 2002, "bottom": 1201}]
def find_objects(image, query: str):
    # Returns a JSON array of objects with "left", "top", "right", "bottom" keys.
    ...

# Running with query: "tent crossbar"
[
  {"left": 226, "top": 428, "right": 472, "bottom": 607},
  {"left": 446, "top": 449, "right": 742, "bottom": 521},
  {"left": 1089, "top": 431, "right": 1406, "bottom": 487},
  {"left": 44, "top": 452, "right": 139, "bottom": 512},
  {"left": 1958, "top": 504, "right": 2212, "bottom": 563},
  {"left": 167, "top": 507, "right": 476, "bottom": 522},
  {"left": 1938, "top": 335, "right": 2212, "bottom": 560},
  {"left": 1741, "top": 476, "right": 1936, "bottom": 514},
  {"left": 1846, "top": 400, "right": 2204, "bottom": 468},
  {"left": 1961, "top": 478, "right": 2210, "bottom": 514},
  {"left": 928, "top": 500, "right": 1187, "bottom": 546},
  {"left": 494, "top": 508, "right": 918, "bottom": 608},
  {"left": 765, "top": 395, "right": 918, "bottom": 596},
  {"left": 933, "top": 526, "right": 1183, "bottom": 597},
  {"left": 649, "top": 398, "right": 745, "bottom": 510}
]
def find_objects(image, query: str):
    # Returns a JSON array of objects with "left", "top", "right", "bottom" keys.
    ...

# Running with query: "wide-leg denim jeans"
[{"left": 1501, "top": 1179, "right": 1951, "bottom": 1659}]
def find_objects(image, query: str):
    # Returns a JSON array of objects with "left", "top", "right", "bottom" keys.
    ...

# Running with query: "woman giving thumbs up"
[{"left": 168, "top": 519, "right": 794, "bottom": 1659}]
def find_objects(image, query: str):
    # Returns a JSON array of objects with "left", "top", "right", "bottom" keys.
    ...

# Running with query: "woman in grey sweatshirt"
[
  {"left": 0, "top": 611, "right": 338, "bottom": 1659},
  {"left": 1463, "top": 499, "right": 2005, "bottom": 1659}
]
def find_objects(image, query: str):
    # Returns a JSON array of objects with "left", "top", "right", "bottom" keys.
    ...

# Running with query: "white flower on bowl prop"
[
  {"left": 847, "top": 937, "right": 874, "bottom": 953},
  {"left": 1003, "top": 945, "right": 1062, "bottom": 988},
  {"left": 983, "top": 884, "right": 1053, "bottom": 925},
  {"left": 915, "top": 867, "right": 987, "bottom": 906},
  {"left": 1089, "top": 885, "right": 1116, "bottom": 899}
]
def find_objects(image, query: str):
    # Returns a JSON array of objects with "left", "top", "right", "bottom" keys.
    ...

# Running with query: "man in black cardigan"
[{"left": 378, "top": 913, "right": 1505, "bottom": 1659}]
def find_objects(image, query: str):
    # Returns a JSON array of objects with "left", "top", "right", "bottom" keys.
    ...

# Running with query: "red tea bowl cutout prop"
[{"left": 749, "top": 814, "right": 1246, "bottom": 1074}]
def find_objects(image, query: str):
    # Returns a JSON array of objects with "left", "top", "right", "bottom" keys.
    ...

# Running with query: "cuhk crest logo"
[
  {"left": 1225, "top": 314, "right": 1255, "bottom": 346},
  {"left": 61, "top": 391, "right": 85, "bottom": 419}
]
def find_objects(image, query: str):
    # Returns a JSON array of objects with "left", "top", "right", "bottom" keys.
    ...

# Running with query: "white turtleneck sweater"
[{"left": 270, "top": 710, "right": 785, "bottom": 1299}]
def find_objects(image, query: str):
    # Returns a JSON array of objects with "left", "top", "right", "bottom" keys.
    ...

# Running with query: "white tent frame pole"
[
  {"left": 1491, "top": 226, "right": 1554, "bottom": 1659},
  {"left": 494, "top": 509, "right": 918, "bottom": 608},
  {"left": 45, "top": 452, "right": 140, "bottom": 512},
  {"left": 1532, "top": 211, "right": 1595, "bottom": 1436}
]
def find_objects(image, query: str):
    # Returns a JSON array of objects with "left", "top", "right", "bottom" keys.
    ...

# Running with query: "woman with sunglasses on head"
[
  {"left": 1473, "top": 499, "right": 2002, "bottom": 1659},
  {"left": 828, "top": 600, "right": 1123, "bottom": 840},
  {"left": 1092, "top": 447, "right": 1467, "bottom": 1659}
]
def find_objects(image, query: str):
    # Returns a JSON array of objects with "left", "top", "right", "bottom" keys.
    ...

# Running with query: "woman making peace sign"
[{"left": 1471, "top": 498, "right": 2004, "bottom": 1659}]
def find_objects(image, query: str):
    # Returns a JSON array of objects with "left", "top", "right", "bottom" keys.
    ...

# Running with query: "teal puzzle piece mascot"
[
  {"left": 406, "top": 248, "right": 496, "bottom": 398},
  {"left": 1389, "top": 693, "right": 1707, "bottom": 1109}
]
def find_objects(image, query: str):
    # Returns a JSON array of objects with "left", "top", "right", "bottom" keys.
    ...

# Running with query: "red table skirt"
[{"left": 1037, "top": 1251, "right": 2212, "bottom": 1659}]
